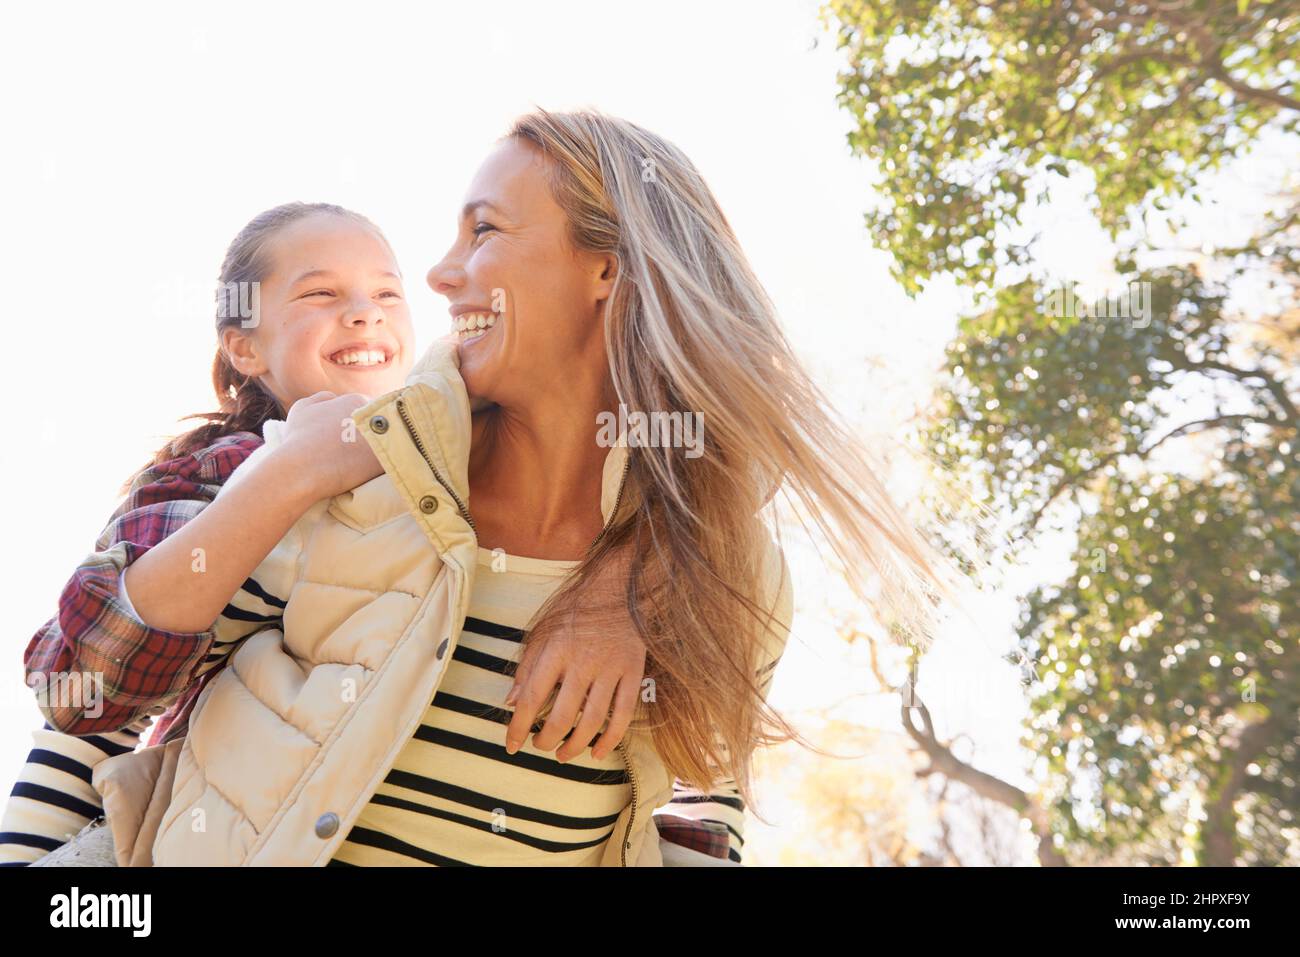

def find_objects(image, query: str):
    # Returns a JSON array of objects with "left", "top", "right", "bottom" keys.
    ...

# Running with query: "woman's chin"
[
  {"left": 456, "top": 341, "right": 496, "bottom": 386},
  {"left": 458, "top": 359, "right": 499, "bottom": 407}
]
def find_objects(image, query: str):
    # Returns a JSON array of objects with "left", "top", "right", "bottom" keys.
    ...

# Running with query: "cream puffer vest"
[{"left": 140, "top": 338, "right": 791, "bottom": 867}]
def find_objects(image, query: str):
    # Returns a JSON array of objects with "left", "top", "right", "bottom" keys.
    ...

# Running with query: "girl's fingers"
[
  {"left": 590, "top": 673, "right": 639, "bottom": 760},
  {"left": 556, "top": 677, "right": 616, "bottom": 763}
]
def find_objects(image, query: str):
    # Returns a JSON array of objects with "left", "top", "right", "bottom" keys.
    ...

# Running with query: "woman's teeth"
[
  {"left": 454, "top": 313, "right": 497, "bottom": 338},
  {"left": 329, "top": 349, "right": 389, "bottom": 367}
]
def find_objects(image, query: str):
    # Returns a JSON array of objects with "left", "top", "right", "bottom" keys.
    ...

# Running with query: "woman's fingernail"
[
  {"left": 504, "top": 686, "right": 519, "bottom": 705},
  {"left": 505, "top": 739, "right": 519, "bottom": 754}
]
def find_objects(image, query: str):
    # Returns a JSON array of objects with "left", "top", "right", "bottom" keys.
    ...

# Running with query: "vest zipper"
[
  {"left": 587, "top": 453, "right": 631, "bottom": 556},
  {"left": 616, "top": 739, "right": 639, "bottom": 866},
  {"left": 394, "top": 397, "right": 477, "bottom": 535}
]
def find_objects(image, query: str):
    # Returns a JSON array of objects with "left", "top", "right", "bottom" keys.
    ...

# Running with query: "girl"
[{"left": 2, "top": 201, "right": 652, "bottom": 865}]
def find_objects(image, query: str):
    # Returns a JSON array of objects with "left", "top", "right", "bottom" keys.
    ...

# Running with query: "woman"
[{"left": 436, "top": 108, "right": 956, "bottom": 812}]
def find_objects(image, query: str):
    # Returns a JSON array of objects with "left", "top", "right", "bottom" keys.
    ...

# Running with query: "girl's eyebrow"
[{"left": 290, "top": 269, "right": 401, "bottom": 285}]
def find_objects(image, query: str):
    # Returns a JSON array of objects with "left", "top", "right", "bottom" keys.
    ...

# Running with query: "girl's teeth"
[
  {"left": 332, "top": 350, "right": 387, "bottom": 366},
  {"left": 454, "top": 313, "right": 497, "bottom": 338}
]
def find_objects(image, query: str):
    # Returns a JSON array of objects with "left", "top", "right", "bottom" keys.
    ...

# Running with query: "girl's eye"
[
  {"left": 380, "top": 291, "right": 402, "bottom": 299},
  {"left": 303, "top": 290, "right": 334, "bottom": 298},
  {"left": 472, "top": 222, "right": 496, "bottom": 238}
]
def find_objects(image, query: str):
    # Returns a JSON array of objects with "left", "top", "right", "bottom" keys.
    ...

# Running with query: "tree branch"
[
  {"left": 1202, "top": 714, "right": 1280, "bottom": 865},
  {"left": 865, "top": 637, "right": 1068, "bottom": 865},
  {"left": 1182, "top": 357, "right": 1300, "bottom": 424},
  {"left": 1022, "top": 413, "right": 1273, "bottom": 534}
]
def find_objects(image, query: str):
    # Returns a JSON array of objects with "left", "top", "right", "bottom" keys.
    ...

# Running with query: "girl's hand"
[
  {"left": 504, "top": 545, "right": 648, "bottom": 762},
  {"left": 279, "top": 391, "right": 385, "bottom": 500}
]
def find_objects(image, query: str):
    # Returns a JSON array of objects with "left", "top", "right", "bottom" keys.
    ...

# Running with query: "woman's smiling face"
[
  {"left": 224, "top": 212, "right": 416, "bottom": 408},
  {"left": 426, "top": 138, "right": 616, "bottom": 407}
]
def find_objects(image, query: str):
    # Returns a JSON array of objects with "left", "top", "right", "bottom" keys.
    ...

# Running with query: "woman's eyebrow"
[{"left": 461, "top": 199, "right": 505, "bottom": 220}]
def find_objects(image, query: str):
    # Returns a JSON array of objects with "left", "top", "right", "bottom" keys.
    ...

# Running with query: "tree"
[
  {"left": 823, "top": 0, "right": 1300, "bottom": 295},
  {"left": 826, "top": 0, "right": 1300, "bottom": 863},
  {"left": 924, "top": 262, "right": 1298, "bottom": 864}
]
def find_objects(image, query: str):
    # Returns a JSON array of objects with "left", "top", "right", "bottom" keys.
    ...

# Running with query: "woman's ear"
[
  {"left": 592, "top": 252, "right": 619, "bottom": 302},
  {"left": 221, "top": 326, "right": 267, "bottom": 378}
]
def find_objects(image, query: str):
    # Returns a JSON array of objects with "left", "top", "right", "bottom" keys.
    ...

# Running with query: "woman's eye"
[
  {"left": 303, "top": 290, "right": 333, "bottom": 298},
  {"left": 379, "top": 291, "right": 402, "bottom": 299},
  {"left": 472, "top": 222, "right": 496, "bottom": 238}
]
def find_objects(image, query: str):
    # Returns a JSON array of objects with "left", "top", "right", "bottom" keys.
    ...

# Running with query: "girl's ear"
[{"left": 221, "top": 326, "right": 268, "bottom": 378}]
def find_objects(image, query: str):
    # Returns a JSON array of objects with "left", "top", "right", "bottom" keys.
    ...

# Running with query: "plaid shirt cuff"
[
  {"left": 22, "top": 433, "right": 262, "bottom": 737},
  {"left": 27, "top": 545, "right": 216, "bottom": 736},
  {"left": 653, "top": 814, "right": 733, "bottom": 859}
]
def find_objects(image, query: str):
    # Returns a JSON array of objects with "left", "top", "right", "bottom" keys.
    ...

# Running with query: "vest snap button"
[
  {"left": 369, "top": 414, "right": 389, "bottom": 434},
  {"left": 315, "top": 812, "right": 340, "bottom": 838},
  {"left": 419, "top": 495, "right": 438, "bottom": 513}
]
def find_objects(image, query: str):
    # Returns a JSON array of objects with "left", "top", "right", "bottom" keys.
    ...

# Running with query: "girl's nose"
[{"left": 344, "top": 298, "right": 386, "bottom": 326}]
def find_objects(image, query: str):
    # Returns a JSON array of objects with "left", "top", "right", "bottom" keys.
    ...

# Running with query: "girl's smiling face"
[{"left": 224, "top": 212, "right": 416, "bottom": 408}]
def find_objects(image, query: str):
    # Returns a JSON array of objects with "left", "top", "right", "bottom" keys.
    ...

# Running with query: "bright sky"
[{"left": 0, "top": 0, "right": 1282, "bottom": 865}]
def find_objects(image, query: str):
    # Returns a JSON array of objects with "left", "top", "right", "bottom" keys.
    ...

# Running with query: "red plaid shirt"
[{"left": 23, "top": 431, "right": 267, "bottom": 746}]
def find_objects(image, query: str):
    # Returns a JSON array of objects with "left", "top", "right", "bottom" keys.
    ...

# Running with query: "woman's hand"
[
  {"left": 505, "top": 545, "right": 648, "bottom": 761},
  {"left": 505, "top": 614, "right": 647, "bottom": 762},
  {"left": 279, "top": 391, "right": 385, "bottom": 500}
]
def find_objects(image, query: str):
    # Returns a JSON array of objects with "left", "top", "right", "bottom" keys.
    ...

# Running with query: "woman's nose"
[{"left": 426, "top": 253, "right": 464, "bottom": 297}]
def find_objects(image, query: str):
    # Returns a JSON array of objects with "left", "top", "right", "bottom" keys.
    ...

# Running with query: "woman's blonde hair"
[{"left": 512, "top": 108, "right": 964, "bottom": 808}]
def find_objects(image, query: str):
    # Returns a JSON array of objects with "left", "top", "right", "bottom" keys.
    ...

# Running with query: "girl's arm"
[
  {"left": 116, "top": 437, "right": 321, "bottom": 634},
  {"left": 24, "top": 392, "right": 380, "bottom": 737},
  {"left": 23, "top": 433, "right": 267, "bottom": 736}
]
